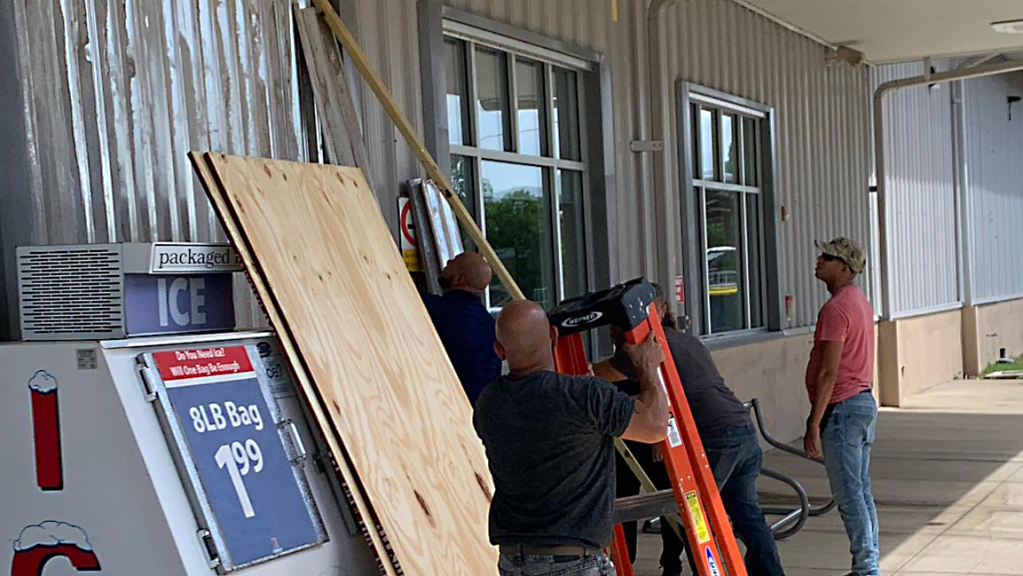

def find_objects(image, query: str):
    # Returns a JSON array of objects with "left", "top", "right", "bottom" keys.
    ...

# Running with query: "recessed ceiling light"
[{"left": 992, "top": 19, "right": 1023, "bottom": 34}]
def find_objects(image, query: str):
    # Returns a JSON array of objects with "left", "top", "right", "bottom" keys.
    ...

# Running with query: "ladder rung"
[{"left": 613, "top": 489, "right": 677, "bottom": 523}]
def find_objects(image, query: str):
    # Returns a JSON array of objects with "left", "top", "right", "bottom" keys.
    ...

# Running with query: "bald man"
[
  {"left": 474, "top": 300, "right": 669, "bottom": 576},
  {"left": 421, "top": 251, "right": 501, "bottom": 405}
]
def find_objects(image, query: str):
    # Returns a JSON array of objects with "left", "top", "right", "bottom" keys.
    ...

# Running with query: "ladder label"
[
  {"left": 685, "top": 491, "right": 711, "bottom": 544},
  {"left": 666, "top": 416, "right": 682, "bottom": 447},
  {"left": 705, "top": 547, "right": 722, "bottom": 576}
]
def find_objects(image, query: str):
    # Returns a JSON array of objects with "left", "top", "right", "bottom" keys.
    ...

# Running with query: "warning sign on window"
[{"left": 398, "top": 198, "right": 422, "bottom": 272}]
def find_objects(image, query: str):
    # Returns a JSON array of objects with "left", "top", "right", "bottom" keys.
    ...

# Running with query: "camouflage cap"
[{"left": 815, "top": 237, "right": 866, "bottom": 274}]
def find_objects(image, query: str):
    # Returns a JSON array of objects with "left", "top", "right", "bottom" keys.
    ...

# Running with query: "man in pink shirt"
[{"left": 804, "top": 237, "right": 878, "bottom": 576}]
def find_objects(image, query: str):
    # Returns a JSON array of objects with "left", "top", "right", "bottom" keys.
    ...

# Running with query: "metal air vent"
[{"left": 18, "top": 245, "right": 125, "bottom": 340}]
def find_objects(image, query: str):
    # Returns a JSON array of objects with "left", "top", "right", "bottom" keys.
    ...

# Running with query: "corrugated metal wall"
[
  {"left": 663, "top": 0, "right": 873, "bottom": 327},
  {"left": 2, "top": 0, "right": 876, "bottom": 333},
  {"left": 2, "top": 0, "right": 310, "bottom": 332},
  {"left": 352, "top": 0, "right": 872, "bottom": 328},
  {"left": 6, "top": 0, "right": 307, "bottom": 246},
  {"left": 965, "top": 71, "right": 1023, "bottom": 303},
  {"left": 872, "top": 61, "right": 960, "bottom": 316}
]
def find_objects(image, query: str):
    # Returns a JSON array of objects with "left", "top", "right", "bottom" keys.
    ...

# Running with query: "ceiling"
[{"left": 736, "top": 0, "right": 1023, "bottom": 64}]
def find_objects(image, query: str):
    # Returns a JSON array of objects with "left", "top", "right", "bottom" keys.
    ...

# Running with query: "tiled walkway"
[{"left": 632, "top": 378, "right": 1023, "bottom": 575}]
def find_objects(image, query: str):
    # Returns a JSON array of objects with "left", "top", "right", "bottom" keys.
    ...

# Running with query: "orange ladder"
[{"left": 548, "top": 279, "right": 746, "bottom": 576}]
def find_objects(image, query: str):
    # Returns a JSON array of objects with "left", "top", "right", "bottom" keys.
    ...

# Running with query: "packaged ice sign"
[
  {"left": 123, "top": 274, "right": 234, "bottom": 336},
  {"left": 150, "top": 243, "right": 244, "bottom": 273},
  {"left": 145, "top": 346, "right": 325, "bottom": 571}
]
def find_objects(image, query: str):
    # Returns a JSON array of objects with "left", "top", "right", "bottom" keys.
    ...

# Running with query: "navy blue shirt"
[{"left": 422, "top": 290, "right": 501, "bottom": 404}]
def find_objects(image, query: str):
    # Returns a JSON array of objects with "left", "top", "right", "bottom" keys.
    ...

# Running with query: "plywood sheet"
[
  {"left": 192, "top": 153, "right": 496, "bottom": 575},
  {"left": 294, "top": 8, "right": 373, "bottom": 184},
  {"left": 189, "top": 154, "right": 398, "bottom": 575}
]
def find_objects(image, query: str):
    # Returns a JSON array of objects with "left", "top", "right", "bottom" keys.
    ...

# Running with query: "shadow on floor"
[{"left": 631, "top": 379, "right": 1023, "bottom": 575}]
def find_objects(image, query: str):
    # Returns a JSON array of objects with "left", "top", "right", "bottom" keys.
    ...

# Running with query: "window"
[
  {"left": 444, "top": 33, "right": 589, "bottom": 310},
  {"left": 687, "top": 91, "right": 769, "bottom": 336}
]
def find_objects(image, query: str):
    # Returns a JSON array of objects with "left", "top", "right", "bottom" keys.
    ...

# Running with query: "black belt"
[{"left": 499, "top": 544, "right": 600, "bottom": 558}]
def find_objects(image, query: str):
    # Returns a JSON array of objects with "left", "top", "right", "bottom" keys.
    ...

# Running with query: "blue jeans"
[
  {"left": 821, "top": 392, "right": 879, "bottom": 576},
  {"left": 686, "top": 423, "right": 785, "bottom": 576},
  {"left": 498, "top": 552, "right": 616, "bottom": 576}
]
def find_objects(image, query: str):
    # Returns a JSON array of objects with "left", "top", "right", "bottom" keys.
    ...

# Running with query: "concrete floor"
[{"left": 630, "top": 378, "right": 1023, "bottom": 575}]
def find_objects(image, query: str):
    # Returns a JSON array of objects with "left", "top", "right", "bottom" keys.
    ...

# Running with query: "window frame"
[
  {"left": 419, "top": 2, "right": 612, "bottom": 313},
  {"left": 677, "top": 82, "right": 783, "bottom": 339}
]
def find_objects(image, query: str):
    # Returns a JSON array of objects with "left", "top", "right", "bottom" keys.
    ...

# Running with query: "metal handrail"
[{"left": 745, "top": 398, "right": 836, "bottom": 539}]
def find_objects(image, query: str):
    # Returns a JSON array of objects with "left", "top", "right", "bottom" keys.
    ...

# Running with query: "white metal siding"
[
  {"left": 965, "top": 72, "right": 1023, "bottom": 303},
  {"left": 873, "top": 61, "right": 960, "bottom": 316}
]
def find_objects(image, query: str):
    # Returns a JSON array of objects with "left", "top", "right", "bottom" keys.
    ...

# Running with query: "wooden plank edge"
[{"left": 188, "top": 151, "right": 400, "bottom": 576}]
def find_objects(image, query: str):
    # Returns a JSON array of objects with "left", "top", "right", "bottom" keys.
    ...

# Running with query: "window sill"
[{"left": 700, "top": 329, "right": 788, "bottom": 351}]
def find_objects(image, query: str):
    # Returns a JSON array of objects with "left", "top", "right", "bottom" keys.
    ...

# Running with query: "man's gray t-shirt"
[
  {"left": 611, "top": 328, "right": 748, "bottom": 435},
  {"left": 473, "top": 370, "right": 636, "bottom": 549}
]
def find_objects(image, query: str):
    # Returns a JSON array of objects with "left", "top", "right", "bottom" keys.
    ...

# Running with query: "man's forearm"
[
  {"left": 635, "top": 365, "right": 669, "bottom": 423},
  {"left": 808, "top": 370, "right": 837, "bottom": 428}
]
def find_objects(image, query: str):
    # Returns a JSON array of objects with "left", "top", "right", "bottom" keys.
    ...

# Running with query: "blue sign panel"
[
  {"left": 156, "top": 347, "right": 320, "bottom": 568},
  {"left": 124, "top": 274, "right": 235, "bottom": 336}
]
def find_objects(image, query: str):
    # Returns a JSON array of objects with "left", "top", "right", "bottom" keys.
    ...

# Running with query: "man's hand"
[
  {"left": 803, "top": 422, "right": 821, "bottom": 459},
  {"left": 620, "top": 332, "right": 669, "bottom": 444},
  {"left": 624, "top": 333, "right": 665, "bottom": 374}
]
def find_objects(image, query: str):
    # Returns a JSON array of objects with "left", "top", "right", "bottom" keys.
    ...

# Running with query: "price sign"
[{"left": 148, "top": 346, "right": 324, "bottom": 570}]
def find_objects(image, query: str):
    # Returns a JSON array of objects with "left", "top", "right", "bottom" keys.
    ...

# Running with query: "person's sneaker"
[{"left": 660, "top": 567, "right": 682, "bottom": 576}]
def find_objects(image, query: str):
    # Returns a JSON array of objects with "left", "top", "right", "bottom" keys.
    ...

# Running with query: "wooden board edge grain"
[{"left": 188, "top": 151, "right": 400, "bottom": 576}]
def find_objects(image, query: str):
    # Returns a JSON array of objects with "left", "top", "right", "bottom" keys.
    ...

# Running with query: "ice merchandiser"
[{"left": 2, "top": 243, "right": 377, "bottom": 575}]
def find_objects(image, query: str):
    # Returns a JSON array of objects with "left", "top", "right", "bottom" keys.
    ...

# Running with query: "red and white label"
[
  {"left": 11, "top": 521, "right": 101, "bottom": 575},
  {"left": 27, "top": 370, "right": 63, "bottom": 491},
  {"left": 152, "top": 346, "right": 254, "bottom": 385},
  {"left": 399, "top": 198, "right": 417, "bottom": 249}
]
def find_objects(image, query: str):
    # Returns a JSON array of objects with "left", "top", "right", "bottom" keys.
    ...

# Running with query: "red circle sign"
[{"left": 399, "top": 200, "right": 417, "bottom": 247}]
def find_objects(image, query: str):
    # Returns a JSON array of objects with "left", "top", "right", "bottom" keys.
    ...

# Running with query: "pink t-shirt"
[{"left": 805, "top": 285, "right": 875, "bottom": 404}]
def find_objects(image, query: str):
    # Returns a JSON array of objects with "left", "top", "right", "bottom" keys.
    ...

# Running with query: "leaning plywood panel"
[
  {"left": 194, "top": 152, "right": 497, "bottom": 575},
  {"left": 189, "top": 153, "right": 399, "bottom": 575}
]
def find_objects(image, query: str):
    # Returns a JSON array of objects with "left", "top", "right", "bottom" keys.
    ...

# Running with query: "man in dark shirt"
[
  {"left": 474, "top": 299, "right": 668, "bottom": 576},
  {"left": 421, "top": 251, "right": 502, "bottom": 404},
  {"left": 595, "top": 286, "right": 784, "bottom": 576}
]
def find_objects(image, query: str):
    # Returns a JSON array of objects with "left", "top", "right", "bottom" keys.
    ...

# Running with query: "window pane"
[
  {"left": 481, "top": 161, "right": 554, "bottom": 309},
  {"left": 743, "top": 117, "right": 758, "bottom": 186},
  {"left": 722, "top": 114, "right": 737, "bottom": 183},
  {"left": 516, "top": 59, "right": 546, "bottom": 156},
  {"left": 746, "top": 194, "right": 764, "bottom": 328},
  {"left": 558, "top": 170, "right": 587, "bottom": 300},
  {"left": 705, "top": 190, "right": 743, "bottom": 332},
  {"left": 444, "top": 39, "right": 471, "bottom": 146},
  {"left": 475, "top": 48, "right": 511, "bottom": 151},
  {"left": 690, "top": 103, "right": 700, "bottom": 178},
  {"left": 552, "top": 67, "right": 580, "bottom": 160},
  {"left": 450, "top": 154, "right": 476, "bottom": 250},
  {"left": 700, "top": 109, "right": 716, "bottom": 180}
]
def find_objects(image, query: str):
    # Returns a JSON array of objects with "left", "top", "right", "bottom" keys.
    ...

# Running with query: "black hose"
[
  {"left": 744, "top": 398, "right": 837, "bottom": 538},
  {"left": 759, "top": 467, "right": 809, "bottom": 540}
]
